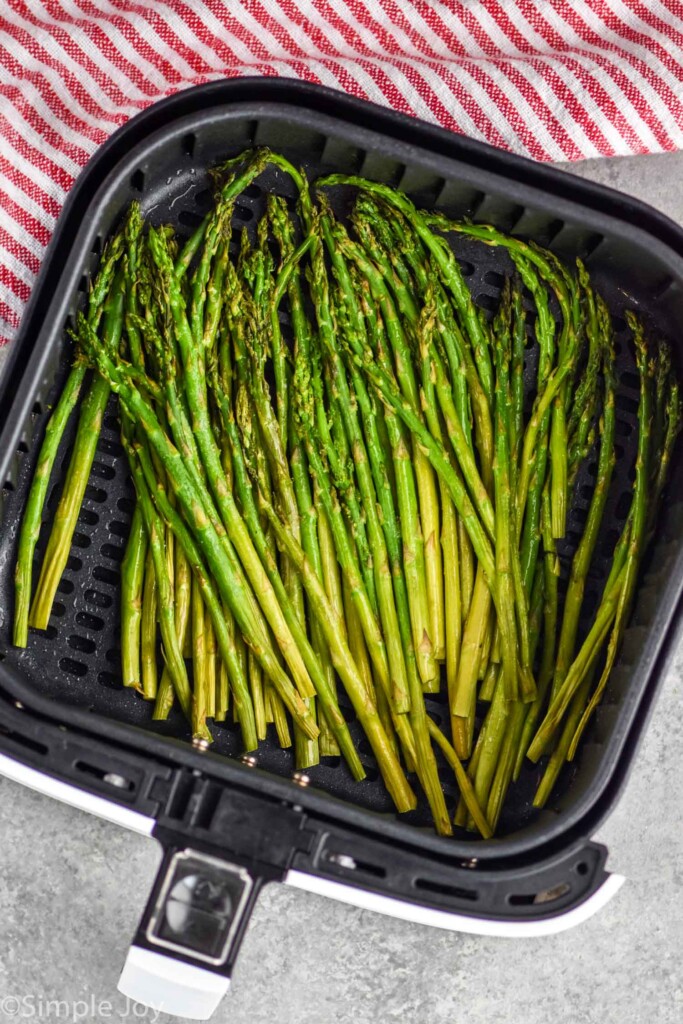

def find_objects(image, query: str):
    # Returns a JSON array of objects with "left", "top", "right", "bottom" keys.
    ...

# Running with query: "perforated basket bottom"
[{"left": 0, "top": 137, "right": 661, "bottom": 839}]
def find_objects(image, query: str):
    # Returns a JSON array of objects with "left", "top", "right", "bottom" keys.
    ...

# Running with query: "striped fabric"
[{"left": 1, "top": 1, "right": 683, "bottom": 349}]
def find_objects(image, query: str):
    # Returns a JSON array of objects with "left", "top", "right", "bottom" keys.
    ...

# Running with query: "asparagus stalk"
[
  {"left": 350, "top": 210, "right": 446, "bottom": 667},
  {"left": 123, "top": 435, "right": 211, "bottom": 739},
  {"left": 551, "top": 324, "right": 616, "bottom": 704},
  {"left": 221, "top": 385, "right": 364, "bottom": 778},
  {"left": 30, "top": 268, "right": 126, "bottom": 629},
  {"left": 13, "top": 232, "right": 125, "bottom": 646},
  {"left": 260, "top": 497, "right": 417, "bottom": 815},
  {"left": 80, "top": 327, "right": 318, "bottom": 741},
  {"left": 120, "top": 505, "right": 147, "bottom": 693},
  {"left": 148, "top": 223, "right": 318, "bottom": 705},
  {"left": 155, "top": 528, "right": 192, "bottom": 721},
  {"left": 567, "top": 313, "right": 653, "bottom": 756},
  {"left": 140, "top": 547, "right": 158, "bottom": 701},
  {"left": 318, "top": 228, "right": 415, "bottom": 713}
]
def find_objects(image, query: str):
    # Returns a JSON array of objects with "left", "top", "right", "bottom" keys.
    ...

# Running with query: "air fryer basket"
[{"left": 1, "top": 83, "right": 683, "bottom": 867}]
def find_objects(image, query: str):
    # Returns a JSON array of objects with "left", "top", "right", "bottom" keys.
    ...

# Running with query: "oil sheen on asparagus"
[{"left": 13, "top": 148, "right": 681, "bottom": 838}]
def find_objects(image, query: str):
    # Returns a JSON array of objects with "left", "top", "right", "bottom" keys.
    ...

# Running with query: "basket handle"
[
  {"left": 118, "top": 844, "right": 265, "bottom": 1021},
  {"left": 117, "top": 947, "right": 231, "bottom": 1021}
]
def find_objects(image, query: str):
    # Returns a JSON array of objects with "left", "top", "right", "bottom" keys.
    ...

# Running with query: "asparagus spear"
[
  {"left": 13, "top": 231, "right": 125, "bottom": 646},
  {"left": 29, "top": 266, "right": 127, "bottom": 629},
  {"left": 567, "top": 313, "right": 653, "bottom": 755},
  {"left": 147, "top": 222, "right": 318, "bottom": 705},
  {"left": 218, "top": 383, "right": 365, "bottom": 779},
  {"left": 551, "top": 322, "right": 616, "bottom": 704},
  {"left": 120, "top": 506, "right": 147, "bottom": 693},
  {"left": 259, "top": 497, "right": 417, "bottom": 816},
  {"left": 123, "top": 434, "right": 210, "bottom": 740},
  {"left": 79, "top": 324, "right": 318, "bottom": 741},
  {"left": 140, "top": 546, "right": 158, "bottom": 701}
]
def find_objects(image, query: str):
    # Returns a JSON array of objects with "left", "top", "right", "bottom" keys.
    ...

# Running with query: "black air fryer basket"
[{"left": 0, "top": 80, "right": 682, "bottom": 1020}]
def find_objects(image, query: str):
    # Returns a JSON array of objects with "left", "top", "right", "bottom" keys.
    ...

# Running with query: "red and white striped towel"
[{"left": 2, "top": 1, "right": 683, "bottom": 349}]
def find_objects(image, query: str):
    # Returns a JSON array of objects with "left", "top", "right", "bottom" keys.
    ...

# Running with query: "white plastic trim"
[
  {"left": 0, "top": 751, "right": 155, "bottom": 835},
  {"left": 285, "top": 869, "right": 625, "bottom": 938},
  {"left": 118, "top": 946, "right": 229, "bottom": 1021}
]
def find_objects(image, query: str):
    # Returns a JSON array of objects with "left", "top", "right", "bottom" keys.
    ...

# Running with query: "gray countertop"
[{"left": 0, "top": 152, "right": 681, "bottom": 1024}]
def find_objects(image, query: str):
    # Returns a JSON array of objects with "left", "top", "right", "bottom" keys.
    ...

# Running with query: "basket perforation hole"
[
  {"left": 100, "top": 543, "right": 124, "bottom": 563},
  {"left": 78, "top": 508, "right": 100, "bottom": 527},
  {"left": 59, "top": 657, "right": 88, "bottom": 678},
  {"left": 84, "top": 485, "right": 107, "bottom": 503},
  {"left": 72, "top": 531, "right": 92, "bottom": 549},
  {"left": 326, "top": 852, "right": 386, "bottom": 878},
  {"left": 51, "top": 601, "right": 66, "bottom": 618},
  {"left": 91, "top": 235, "right": 103, "bottom": 257},
  {"left": 616, "top": 393, "right": 639, "bottom": 416},
  {"left": 57, "top": 578, "right": 74, "bottom": 595},
  {"left": 620, "top": 370, "right": 640, "bottom": 390},
  {"left": 601, "top": 526, "right": 621, "bottom": 559},
  {"left": 77, "top": 273, "right": 89, "bottom": 293},
  {"left": 505, "top": 205, "right": 526, "bottom": 233},
  {"left": 612, "top": 316, "right": 627, "bottom": 334},
  {"left": 108, "top": 519, "right": 130, "bottom": 539},
  {"left": 75, "top": 611, "right": 105, "bottom": 631},
  {"left": 117, "top": 496, "right": 136, "bottom": 515},
  {"left": 2, "top": 480, "right": 15, "bottom": 493},
  {"left": 457, "top": 258, "right": 475, "bottom": 277},
  {"left": 178, "top": 209, "right": 204, "bottom": 230},
  {"left": 484, "top": 270, "right": 505, "bottom": 289},
  {"left": 90, "top": 460, "right": 116, "bottom": 481},
  {"left": 130, "top": 169, "right": 145, "bottom": 193},
  {"left": 582, "top": 233, "right": 605, "bottom": 259},
  {"left": 32, "top": 401, "right": 43, "bottom": 416},
  {"left": 17, "top": 440, "right": 29, "bottom": 454},
  {"left": 468, "top": 192, "right": 486, "bottom": 218},
  {"left": 66, "top": 554, "right": 82, "bottom": 572},
  {"left": 414, "top": 877, "right": 478, "bottom": 901},
  {"left": 234, "top": 205, "right": 254, "bottom": 223},
  {"left": 68, "top": 634, "right": 96, "bottom": 655},
  {"left": 97, "top": 437, "right": 124, "bottom": 458},
  {"left": 572, "top": 507, "right": 588, "bottom": 528},
  {"left": 615, "top": 418, "right": 634, "bottom": 438},
  {"left": 475, "top": 292, "right": 499, "bottom": 314},
  {"left": 84, "top": 588, "right": 112, "bottom": 609},
  {"left": 615, "top": 491, "right": 632, "bottom": 519},
  {"left": 243, "top": 183, "right": 262, "bottom": 199},
  {"left": 105, "top": 648, "right": 119, "bottom": 666},
  {"left": 75, "top": 761, "right": 134, "bottom": 790},
  {"left": 544, "top": 218, "right": 565, "bottom": 244},
  {"left": 194, "top": 187, "right": 212, "bottom": 208},
  {"left": 92, "top": 565, "right": 118, "bottom": 587},
  {"left": 182, "top": 132, "right": 196, "bottom": 158},
  {"left": 576, "top": 861, "right": 590, "bottom": 876},
  {"left": 97, "top": 670, "right": 121, "bottom": 689}
]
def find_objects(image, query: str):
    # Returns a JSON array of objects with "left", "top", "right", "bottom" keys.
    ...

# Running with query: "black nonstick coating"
[{"left": 0, "top": 97, "right": 681, "bottom": 843}]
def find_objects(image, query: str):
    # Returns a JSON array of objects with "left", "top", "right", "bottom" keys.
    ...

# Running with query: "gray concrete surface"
[{"left": 0, "top": 151, "right": 682, "bottom": 1024}]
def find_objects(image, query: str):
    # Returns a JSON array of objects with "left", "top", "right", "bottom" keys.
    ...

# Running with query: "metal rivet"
[
  {"left": 240, "top": 754, "right": 258, "bottom": 768},
  {"left": 103, "top": 772, "right": 129, "bottom": 789},
  {"left": 292, "top": 772, "right": 310, "bottom": 787},
  {"left": 14, "top": 701, "right": 24, "bottom": 710},
  {"left": 192, "top": 737, "right": 210, "bottom": 752}
]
